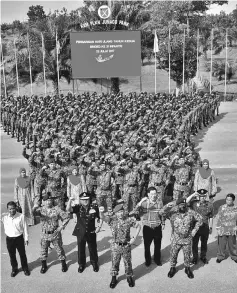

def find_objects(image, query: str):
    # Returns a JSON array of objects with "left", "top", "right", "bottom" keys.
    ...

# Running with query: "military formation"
[{"left": 2, "top": 90, "right": 232, "bottom": 288}]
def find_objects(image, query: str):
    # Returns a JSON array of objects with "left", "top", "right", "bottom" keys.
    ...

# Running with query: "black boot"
[
  {"left": 185, "top": 267, "right": 194, "bottom": 279},
  {"left": 40, "top": 260, "right": 47, "bottom": 274},
  {"left": 110, "top": 276, "right": 117, "bottom": 289},
  {"left": 61, "top": 260, "right": 68, "bottom": 272},
  {"left": 127, "top": 276, "right": 135, "bottom": 287},
  {"left": 168, "top": 267, "right": 176, "bottom": 278}
]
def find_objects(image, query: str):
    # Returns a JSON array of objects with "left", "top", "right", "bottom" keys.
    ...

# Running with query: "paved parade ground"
[{"left": 1, "top": 102, "right": 237, "bottom": 293}]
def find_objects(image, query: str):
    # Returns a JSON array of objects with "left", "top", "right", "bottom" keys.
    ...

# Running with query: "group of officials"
[{"left": 1, "top": 91, "right": 237, "bottom": 288}]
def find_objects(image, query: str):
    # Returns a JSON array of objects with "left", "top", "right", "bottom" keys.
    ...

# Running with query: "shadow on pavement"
[{"left": 194, "top": 112, "right": 227, "bottom": 153}]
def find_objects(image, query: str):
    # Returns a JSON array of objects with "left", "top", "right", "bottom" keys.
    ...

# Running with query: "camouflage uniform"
[
  {"left": 162, "top": 206, "right": 203, "bottom": 267},
  {"left": 40, "top": 167, "right": 65, "bottom": 209},
  {"left": 33, "top": 205, "right": 70, "bottom": 261},
  {"left": 119, "top": 165, "right": 140, "bottom": 214},
  {"left": 104, "top": 215, "right": 138, "bottom": 277},
  {"left": 172, "top": 164, "right": 193, "bottom": 200}
]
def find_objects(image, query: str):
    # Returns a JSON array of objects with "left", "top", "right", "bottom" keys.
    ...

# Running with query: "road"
[{"left": 1, "top": 102, "right": 237, "bottom": 293}]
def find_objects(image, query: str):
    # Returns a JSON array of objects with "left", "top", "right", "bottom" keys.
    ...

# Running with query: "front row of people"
[{"left": 1, "top": 189, "right": 237, "bottom": 288}]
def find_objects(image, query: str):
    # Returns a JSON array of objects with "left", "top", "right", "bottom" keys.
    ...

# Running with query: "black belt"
[
  {"left": 176, "top": 182, "right": 187, "bottom": 186},
  {"left": 154, "top": 182, "right": 165, "bottom": 186},
  {"left": 116, "top": 242, "right": 129, "bottom": 246},
  {"left": 43, "top": 230, "right": 56, "bottom": 234},
  {"left": 6, "top": 234, "right": 23, "bottom": 239},
  {"left": 128, "top": 184, "right": 136, "bottom": 187}
]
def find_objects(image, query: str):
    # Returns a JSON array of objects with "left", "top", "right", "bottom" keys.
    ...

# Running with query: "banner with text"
[{"left": 70, "top": 30, "right": 141, "bottom": 78}]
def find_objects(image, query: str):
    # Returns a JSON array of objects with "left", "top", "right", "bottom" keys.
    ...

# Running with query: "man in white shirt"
[{"left": 1, "top": 201, "right": 30, "bottom": 277}]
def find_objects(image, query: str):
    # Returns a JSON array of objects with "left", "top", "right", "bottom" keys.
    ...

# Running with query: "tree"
[{"left": 27, "top": 5, "right": 46, "bottom": 22}]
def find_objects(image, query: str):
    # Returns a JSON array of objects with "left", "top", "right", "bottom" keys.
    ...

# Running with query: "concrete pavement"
[{"left": 1, "top": 102, "right": 237, "bottom": 293}]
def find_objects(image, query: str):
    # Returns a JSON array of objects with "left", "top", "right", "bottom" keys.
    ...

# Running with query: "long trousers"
[
  {"left": 110, "top": 243, "right": 133, "bottom": 277},
  {"left": 6, "top": 234, "right": 28, "bottom": 270},
  {"left": 217, "top": 235, "right": 237, "bottom": 261},
  {"left": 143, "top": 225, "right": 162, "bottom": 263},
  {"left": 77, "top": 233, "right": 98, "bottom": 266},
  {"left": 192, "top": 224, "right": 209, "bottom": 259}
]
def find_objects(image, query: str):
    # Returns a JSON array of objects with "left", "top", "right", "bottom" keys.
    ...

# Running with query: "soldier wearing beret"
[
  {"left": 66, "top": 192, "right": 102, "bottom": 273},
  {"left": 186, "top": 189, "right": 214, "bottom": 264},
  {"left": 99, "top": 201, "right": 141, "bottom": 288},
  {"left": 160, "top": 197, "right": 203, "bottom": 279},
  {"left": 32, "top": 192, "right": 70, "bottom": 274}
]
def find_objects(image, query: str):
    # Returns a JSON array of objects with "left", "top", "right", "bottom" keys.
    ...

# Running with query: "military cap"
[
  {"left": 43, "top": 191, "right": 53, "bottom": 201},
  {"left": 176, "top": 197, "right": 186, "bottom": 205},
  {"left": 197, "top": 189, "right": 208, "bottom": 196},
  {"left": 79, "top": 192, "right": 90, "bottom": 200}
]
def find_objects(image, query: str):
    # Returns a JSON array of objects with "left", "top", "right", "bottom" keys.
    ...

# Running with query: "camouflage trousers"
[
  {"left": 96, "top": 190, "right": 113, "bottom": 213},
  {"left": 173, "top": 184, "right": 190, "bottom": 201},
  {"left": 110, "top": 243, "right": 133, "bottom": 277},
  {"left": 40, "top": 232, "right": 66, "bottom": 261},
  {"left": 122, "top": 189, "right": 139, "bottom": 215},
  {"left": 170, "top": 240, "right": 191, "bottom": 267}
]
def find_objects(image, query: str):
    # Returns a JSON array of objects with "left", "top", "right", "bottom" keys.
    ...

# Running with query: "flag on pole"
[
  {"left": 41, "top": 33, "right": 47, "bottom": 96},
  {"left": 182, "top": 29, "right": 185, "bottom": 93},
  {"left": 210, "top": 28, "right": 213, "bottom": 94},
  {"left": 27, "top": 32, "right": 33, "bottom": 96},
  {"left": 153, "top": 30, "right": 159, "bottom": 53},
  {"left": 168, "top": 29, "right": 171, "bottom": 54},
  {"left": 224, "top": 28, "right": 228, "bottom": 99},
  {"left": 56, "top": 30, "right": 60, "bottom": 95},
  {"left": 196, "top": 29, "right": 199, "bottom": 78},
  {"left": 14, "top": 39, "right": 20, "bottom": 96}
]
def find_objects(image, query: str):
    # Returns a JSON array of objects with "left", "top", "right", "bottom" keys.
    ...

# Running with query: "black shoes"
[
  {"left": 200, "top": 257, "right": 209, "bottom": 264},
  {"left": 11, "top": 269, "right": 18, "bottom": 277},
  {"left": 127, "top": 276, "right": 135, "bottom": 287},
  {"left": 92, "top": 263, "right": 99, "bottom": 272},
  {"left": 216, "top": 259, "right": 223, "bottom": 263},
  {"left": 78, "top": 265, "right": 85, "bottom": 273},
  {"left": 145, "top": 260, "right": 151, "bottom": 267},
  {"left": 192, "top": 258, "right": 198, "bottom": 265},
  {"left": 40, "top": 260, "right": 48, "bottom": 274},
  {"left": 168, "top": 267, "right": 176, "bottom": 278},
  {"left": 110, "top": 276, "right": 117, "bottom": 289},
  {"left": 185, "top": 267, "right": 194, "bottom": 279},
  {"left": 23, "top": 268, "right": 30, "bottom": 276},
  {"left": 233, "top": 259, "right": 237, "bottom": 263},
  {"left": 61, "top": 260, "right": 68, "bottom": 272},
  {"left": 154, "top": 260, "right": 162, "bottom": 266}
]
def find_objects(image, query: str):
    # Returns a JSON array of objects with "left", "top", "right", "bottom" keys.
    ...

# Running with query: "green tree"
[{"left": 27, "top": 5, "right": 46, "bottom": 22}]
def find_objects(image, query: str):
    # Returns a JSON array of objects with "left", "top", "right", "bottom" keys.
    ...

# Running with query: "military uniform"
[
  {"left": 34, "top": 205, "right": 69, "bottom": 260},
  {"left": 172, "top": 163, "right": 193, "bottom": 200},
  {"left": 190, "top": 190, "right": 214, "bottom": 262},
  {"left": 70, "top": 193, "right": 100, "bottom": 271}
]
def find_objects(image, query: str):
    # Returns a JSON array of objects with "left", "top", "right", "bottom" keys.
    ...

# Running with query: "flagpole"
[
  {"left": 27, "top": 33, "right": 33, "bottom": 96},
  {"left": 56, "top": 29, "right": 60, "bottom": 95},
  {"left": 182, "top": 29, "right": 185, "bottom": 93},
  {"left": 168, "top": 28, "right": 171, "bottom": 95},
  {"left": 1, "top": 43, "right": 7, "bottom": 98},
  {"left": 210, "top": 28, "right": 213, "bottom": 94},
  {"left": 196, "top": 28, "right": 199, "bottom": 78},
  {"left": 155, "top": 50, "right": 157, "bottom": 94},
  {"left": 224, "top": 28, "right": 228, "bottom": 100},
  {"left": 41, "top": 33, "right": 47, "bottom": 97},
  {"left": 14, "top": 39, "right": 20, "bottom": 96}
]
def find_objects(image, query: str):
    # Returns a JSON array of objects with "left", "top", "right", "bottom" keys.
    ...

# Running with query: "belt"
[
  {"left": 6, "top": 234, "right": 23, "bottom": 239},
  {"left": 43, "top": 230, "right": 56, "bottom": 234},
  {"left": 176, "top": 182, "right": 187, "bottom": 186},
  {"left": 128, "top": 184, "right": 136, "bottom": 187},
  {"left": 116, "top": 242, "right": 129, "bottom": 246},
  {"left": 154, "top": 182, "right": 165, "bottom": 186}
]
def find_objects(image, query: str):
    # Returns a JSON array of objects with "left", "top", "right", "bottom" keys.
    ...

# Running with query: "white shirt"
[{"left": 1, "top": 212, "right": 29, "bottom": 241}]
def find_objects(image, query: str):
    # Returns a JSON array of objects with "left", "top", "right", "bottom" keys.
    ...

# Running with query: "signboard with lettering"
[{"left": 70, "top": 30, "right": 141, "bottom": 78}]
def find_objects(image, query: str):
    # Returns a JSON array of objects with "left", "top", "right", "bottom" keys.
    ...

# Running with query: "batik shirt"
[
  {"left": 216, "top": 204, "right": 237, "bottom": 236},
  {"left": 190, "top": 200, "right": 214, "bottom": 225}
]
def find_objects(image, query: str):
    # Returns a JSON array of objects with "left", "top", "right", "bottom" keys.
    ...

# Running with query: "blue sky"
[{"left": 1, "top": 0, "right": 237, "bottom": 24}]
